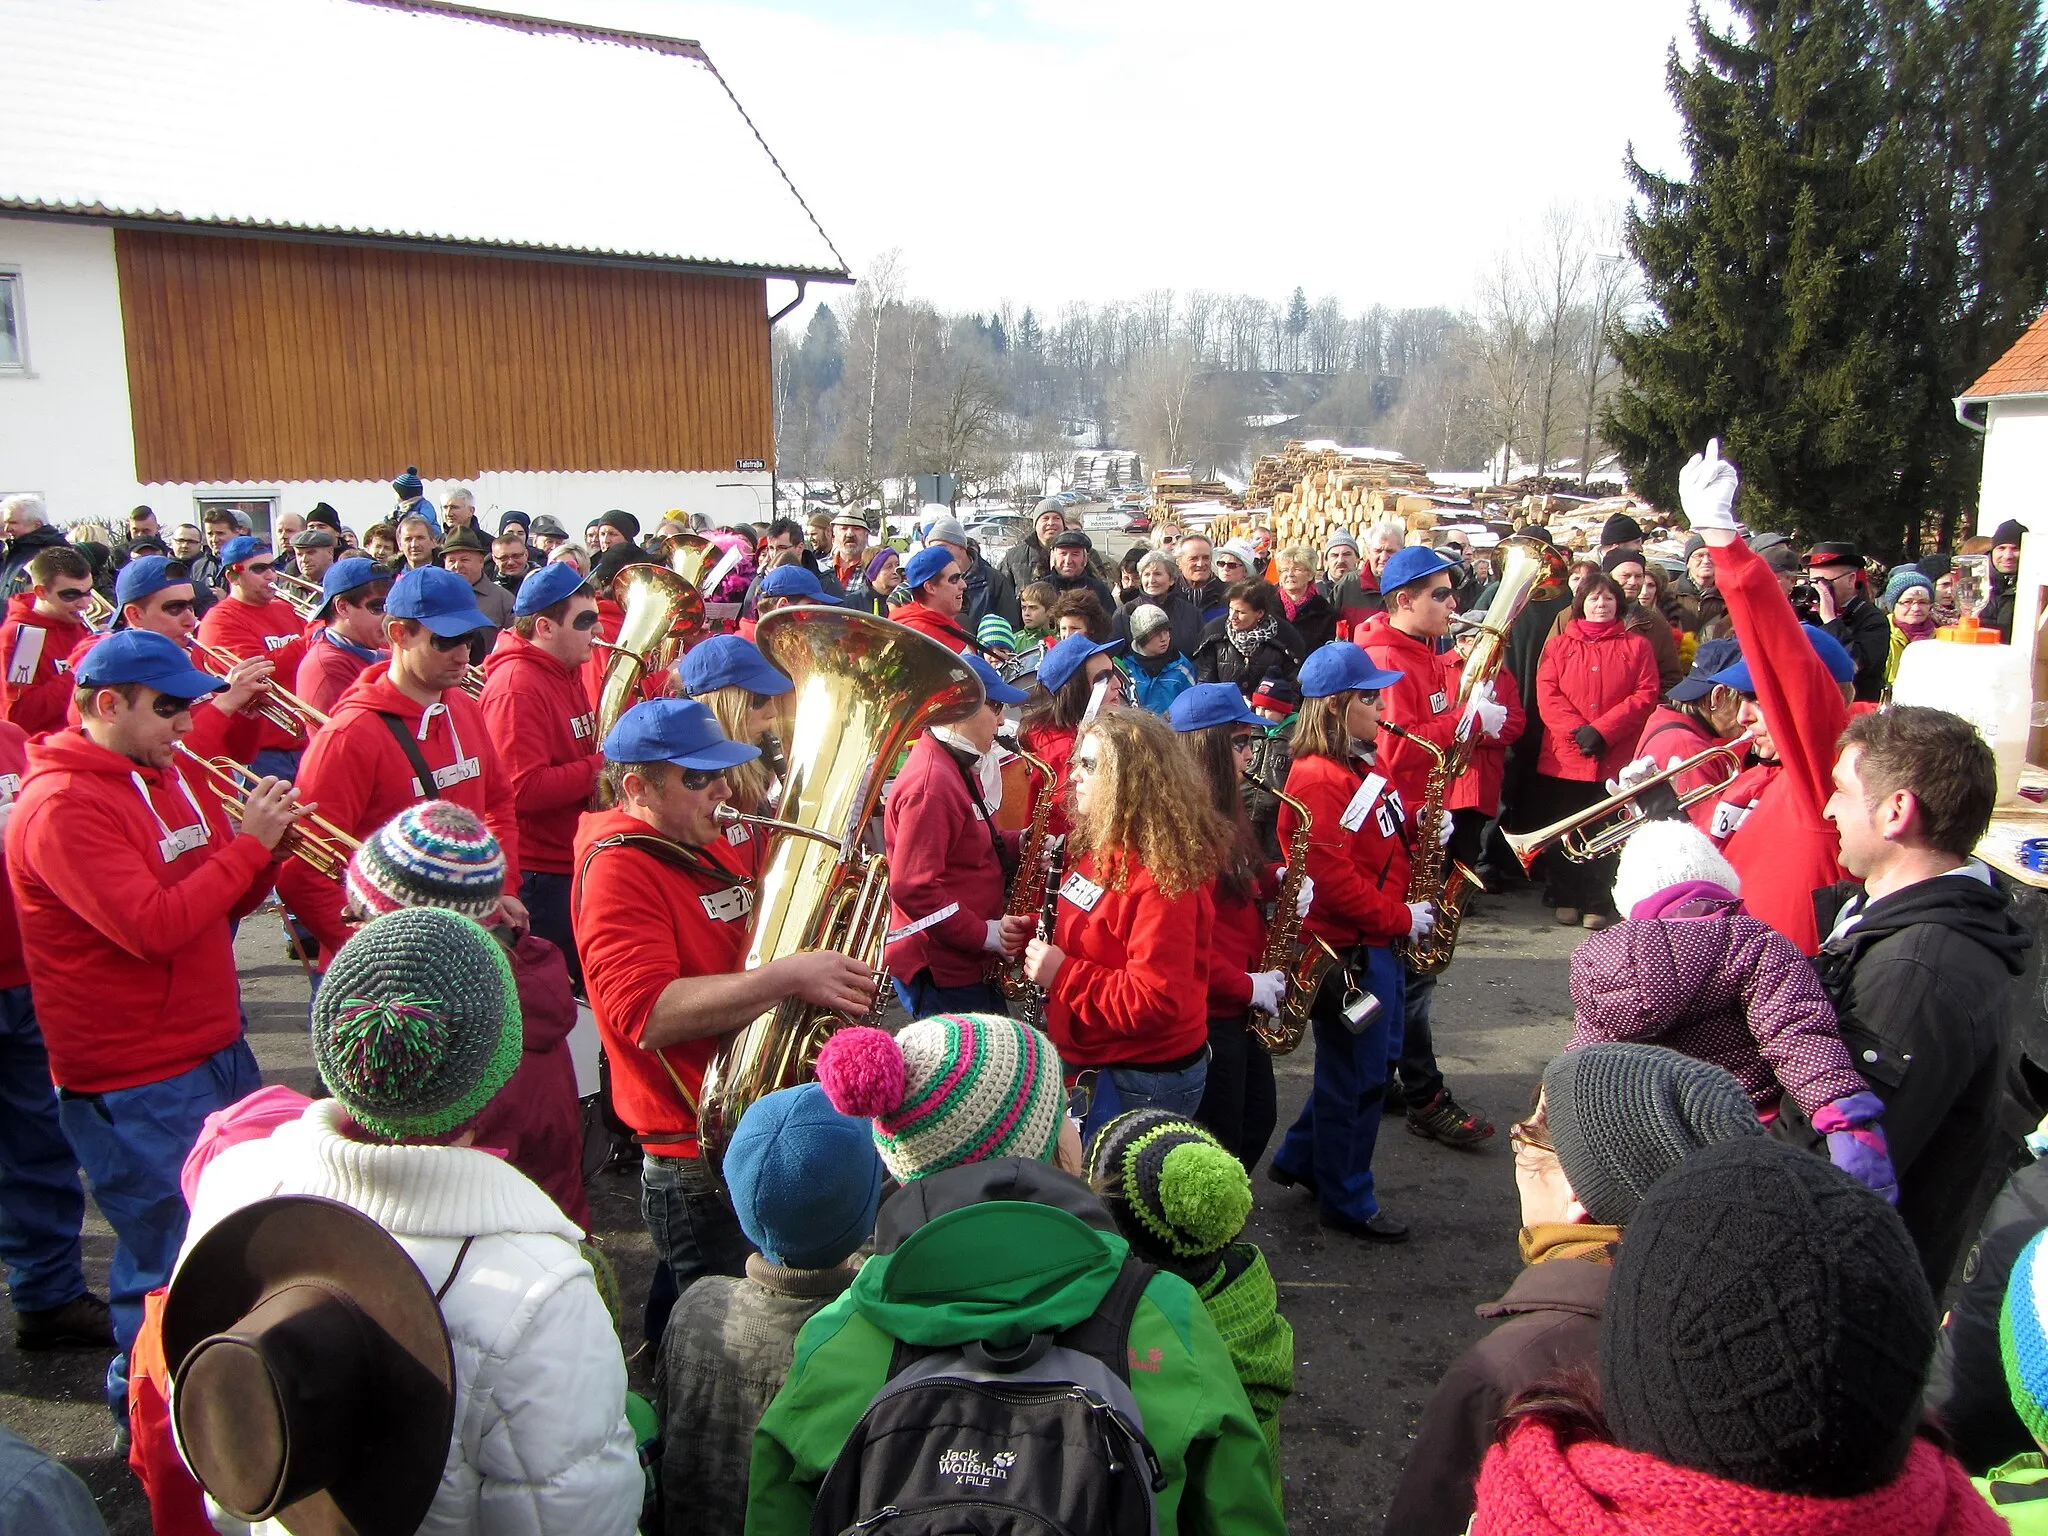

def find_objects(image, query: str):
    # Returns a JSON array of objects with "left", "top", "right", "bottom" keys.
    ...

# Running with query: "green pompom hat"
[{"left": 1086, "top": 1108, "right": 1252, "bottom": 1260}]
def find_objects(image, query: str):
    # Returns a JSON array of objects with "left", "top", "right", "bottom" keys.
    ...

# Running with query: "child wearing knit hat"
[
  {"left": 1975, "top": 1230, "right": 2048, "bottom": 1524},
  {"left": 1086, "top": 1109, "right": 1293, "bottom": 1465}
]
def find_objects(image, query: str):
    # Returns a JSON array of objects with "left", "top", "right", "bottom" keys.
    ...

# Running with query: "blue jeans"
[
  {"left": 59, "top": 1038, "right": 261, "bottom": 1417},
  {"left": 249, "top": 747, "right": 302, "bottom": 783},
  {"left": 1396, "top": 967, "right": 1444, "bottom": 1111},
  {"left": 521, "top": 871, "right": 581, "bottom": 990},
  {"left": 1273, "top": 946, "right": 1406, "bottom": 1222},
  {"left": 640, "top": 1152, "right": 753, "bottom": 1345},
  {"left": 0, "top": 985, "right": 88, "bottom": 1313},
  {"left": 891, "top": 973, "right": 1006, "bottom": 1021},
  {"left": 1077, "top": 1056, "right": 1210, "bottom": 1148}
]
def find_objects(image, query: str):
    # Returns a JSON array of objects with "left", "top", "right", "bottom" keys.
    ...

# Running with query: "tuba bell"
[
  {"left": 697, "top": 607, "right": 985, "bottom": 1165},
  {"left": 592, "top": 564, "right": 708, "bottom": 748}
]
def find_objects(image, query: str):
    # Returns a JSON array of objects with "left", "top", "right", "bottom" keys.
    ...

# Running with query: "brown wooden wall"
[{"left": 114, "top": 229, "right": 772, "bottom": 484}]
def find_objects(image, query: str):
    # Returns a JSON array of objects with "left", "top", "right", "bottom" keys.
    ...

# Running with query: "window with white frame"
[{"left": 0, "top": 271, "right": 24, "bottom": 372}]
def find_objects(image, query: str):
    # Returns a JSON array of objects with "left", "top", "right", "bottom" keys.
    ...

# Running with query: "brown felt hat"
[{"left": 165, "top": 1195, "right": 455, "bottom": 1535}]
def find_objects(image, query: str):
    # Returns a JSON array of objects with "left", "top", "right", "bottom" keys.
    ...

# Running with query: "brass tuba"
[
  {"left": 696, "top": 607, "right": 984, "bottom": 1164},
  {"left": 592, "top": 565, "right": 708, "bottom": 748}
]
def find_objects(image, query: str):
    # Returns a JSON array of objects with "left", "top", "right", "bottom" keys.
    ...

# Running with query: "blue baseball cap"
[
  {"left": 1038, "top": 633, "right": 1123, "bottom": 694},
  {"left": 1377, "top": 544, "right": 1462, "bottom": 595},
  {"left": 1298, "top": 641, "right": 1404, "bottom": 698},
  {"left": 385, "top": 566, "right": 492, "bottom": 638},
  {"left": 1168, "top": 682, "right": 1264, "bottom": 733},
  {"left": 114, "top": 555, "right": 193, "bottom": 610},
  {"left": 759, "top": 564, "right": 838, "bottom": 604},
  {"left": 1668, "top": 636, "right": 1743, "bottom": 702},
  {"left": 1709, "top": 624, "right": 1855, "bottom": 694},
  {"left": 217, "top": 535, "right": 270, "bottom": 569},
  {"left": 601, "top": 697, "right": 762, "bottom": 771},
  {"left": 315, "top": 556, "right": 388, "bottom": 617},
  {"left": 902, "top": 546, "right": 956, "bottom": 590},
  {"left": 512, "top": 559, "right": 591, "bottom": 618},
  {"left": 964, "top": 652, "right": 1027, "bottom": 708},
  {"left": 678, "top": 634, "right": 792, "bottom": 698},
  {"left": 75, "top": 629, "right": 226, "bottom": 698}
]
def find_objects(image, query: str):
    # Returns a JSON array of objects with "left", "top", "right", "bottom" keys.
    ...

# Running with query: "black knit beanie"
[
  {"left": 1601, "top": 512, "right": 1643, "bottom": 546},
  {"left": 1600, "top": 1136, "right": 1934, "bottom": 1497}
]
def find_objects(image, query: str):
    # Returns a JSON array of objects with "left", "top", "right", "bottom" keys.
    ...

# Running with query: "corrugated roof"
[
  {"left": 1962, "top": 309, "right": 2048, "bottom": 402},
  {"left": 0, "top": 0, "right": 849, "bottom": 280}
]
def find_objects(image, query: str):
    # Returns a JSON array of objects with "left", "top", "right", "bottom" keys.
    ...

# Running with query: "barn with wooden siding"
[{"left": 0, "top": 0, "right": 848, "bottom": 538}]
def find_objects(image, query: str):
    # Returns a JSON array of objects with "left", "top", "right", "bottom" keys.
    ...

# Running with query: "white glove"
[
  {"left": 1294, "top": 875, "right": 1315, "bottom": 918},
  {"left": 1678, "top": 437, "right": 1741, "bottom": 532},
  {"left": 1460, "top": 680, "right": 1508, "bottom": 740},
  {"left": 1437, "top": 815, "right": 1455, "bottom": 849},
  {"left": 1248, "top": 969, "right": 1287, "bottom": 1014},
  {"left": 983, "top": 920, "right": 1009, "bottom": 955},
  {"left": 1606, "top": 754, "right": 1658, "bottom": 795},
  {"left": 1406, "top": 901, "right": 1437, "bottom": 941}
]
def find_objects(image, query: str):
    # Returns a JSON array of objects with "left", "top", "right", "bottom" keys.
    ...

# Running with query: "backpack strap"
[{"left": 378, "top": 711, "right": 441, "bottom": 801}]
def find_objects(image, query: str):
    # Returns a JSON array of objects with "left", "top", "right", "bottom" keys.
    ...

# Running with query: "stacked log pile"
[{"left": 1247, "top": 442, "right": 1439, "bottom": 550}]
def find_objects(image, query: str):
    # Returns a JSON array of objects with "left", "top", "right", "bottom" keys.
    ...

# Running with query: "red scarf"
[
  {"left": 1569, "top": 617, "right": 1624, "bottom": 642},
  {"left": 1474, "top": 1419, "right": 2005, "bottom": 1536}
]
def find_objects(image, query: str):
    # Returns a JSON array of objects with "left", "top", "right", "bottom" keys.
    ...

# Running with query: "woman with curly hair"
[{"left": 1023, "top": 706, "right": 1230, "bottom": 1142}]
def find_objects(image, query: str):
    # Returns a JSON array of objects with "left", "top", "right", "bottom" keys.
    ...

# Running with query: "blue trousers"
[
  {"left": 641, "top": 1152, "right": 753, "bottom": 1346},
  {"left": 520, "top": 871, "right": 581, "bottom": 990},
  {"left": 0, "top": 985, "right": 88, "bottom": 1313},
  {"left": 1272, "top": 946, "right": 1406, "bottom": 1223},
  {"left": 59, "top": 1038, "right": 261, "bottom": 1417},
  {"left": 249, "top": 747, "right": 302, "bottom": 783},
  {"left": 1076, "top": 1056, "right": 1210, "bottom": 1149},
  {"left": 891, "top": 972, "right": 1006, "bottom": 1022}
]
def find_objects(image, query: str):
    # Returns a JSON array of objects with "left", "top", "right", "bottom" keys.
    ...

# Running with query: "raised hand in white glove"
[
  {"left": 1407, "top": 901, "right": 1437, "bottom": 941},
  {"left": 1248, "top": 969, "right": 1287, "bottom": 1014},
  {"left": 1294, "top": 875, "right": 1315, "bottom": 918},
  {"left": 1677, "top": 437, "right": 1741, "bottom": 533},
  {"left": 1460, "top": 680, "right": 1509, "bottom": 740}
]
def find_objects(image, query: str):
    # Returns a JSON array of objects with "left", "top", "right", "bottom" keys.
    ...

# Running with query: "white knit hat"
[{"left": 1610, "top": 819, "right": 1740, "bottom": 918}]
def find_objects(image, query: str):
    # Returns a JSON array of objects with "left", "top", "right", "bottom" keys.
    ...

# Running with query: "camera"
[{"left": 1790, "top": 582, "right": 1822, "bottom": 624}]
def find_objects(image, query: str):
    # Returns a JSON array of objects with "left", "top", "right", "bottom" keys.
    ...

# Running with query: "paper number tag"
[
  {"left": 1059, "top": 871, "right": 1106, "bottom": 911},
  {"left": 1339, "top": 772, "right": 1388, "bottom": 833},
  {"left": 699, "top": 887, "right": 754, "bottom": 923},
  {"left": 1710, "top": 798, "right": 1752, "bottom": 840}
]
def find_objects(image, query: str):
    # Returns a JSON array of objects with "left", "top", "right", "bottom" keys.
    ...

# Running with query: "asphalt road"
[{"left": 0, "top": 881, "right": 1580, "bottom": 1533}]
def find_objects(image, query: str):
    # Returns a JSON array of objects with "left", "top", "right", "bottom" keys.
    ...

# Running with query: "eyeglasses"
[
  {"left": 427, "top": 630, "right": 476, "bottom": 653},
  {"left": 151, "top": 693, "right": 196, "bottom": 719},
  {"left": 678, "top": 766, "right": 726, "bottom": 791},
  {"left": 570, "top": 609, "right": 602, "bottom": 631},
  {"left": 53, "top": 586, "right": 92, "bottom": 603}
]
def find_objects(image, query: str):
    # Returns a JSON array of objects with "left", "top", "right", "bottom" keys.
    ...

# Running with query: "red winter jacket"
[
  {"left": 1713, "top": 537, "right": 1846, "bottom": 954},
  {"left": 1447, "top": 658, "right": 1526, "bottom": 815},
  {"left": 1045, "top": 847, "right": 1212, "bottom": 1069},
  {"left": 296, "top": 628, "right": 387, "bottom": 718},
  {"left": 480, "top": 630, "right": 601, "bottom": 876},
  {"left": 0, "top": 595, "right": 93, "bottom": 737},
  {"left": 0, "top": 721, "right": 29, "bottom": 990},
  {"left": 1534, "top": 622, "right": 1659, "bottom": 781},
  {"left": 8, "top": 730, "right": 277, "bottom": 1090},
  {"left": 1355, "top": 612, "right": 1460, "bottom": 813},
  {"left": 891, "top": 599, "right": 976, "bottom": 655},
  {"left": 882, "top": 733, "right": 1016, "bottom": 988},
  {"left": 470, "top": 932, "right": 590, "bottom": 1230},
  {"left": 196, "top": 595, "right": 309, "bottom": 753},
  {"left": 1280, "top": 751, "right": 1413, "bottom": 951},
  {"left": 1019, "top": 721, "right": 1078, "bottom": 840},
  {"left": 279, "top": 669, "right": 519, "bottom": 962},
  {"left": 1207, "top": 863, "right": 1280, "bottom": 1016}
]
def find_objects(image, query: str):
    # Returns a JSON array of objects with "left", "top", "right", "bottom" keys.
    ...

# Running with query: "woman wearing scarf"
[
  {"left": 1882, "top": 567, "right": 1937, "bottom": 689},
  {"left": 1193, "top": 581, "right": 1306, "bottom": 701},
  {"left": 1272, "top": 545, "right": 1337, "bottom": 651}
]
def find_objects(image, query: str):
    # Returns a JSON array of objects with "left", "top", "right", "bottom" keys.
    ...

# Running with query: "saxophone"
[
  {"left": 1245, "top": 778, "right": 1344, "bottom": 1054},
  {"left": 989, "top": 737, "right": 1056, "bottom": 1023}
]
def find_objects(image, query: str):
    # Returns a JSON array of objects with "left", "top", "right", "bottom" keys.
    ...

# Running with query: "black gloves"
[{"left": 1573, "top": 725, "right": 1606, "bottom": 759}]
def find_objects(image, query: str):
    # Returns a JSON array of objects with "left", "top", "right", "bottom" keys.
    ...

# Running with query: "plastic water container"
[{"left": 1891, "top": 638, "right": 2033, "bottom": 803}]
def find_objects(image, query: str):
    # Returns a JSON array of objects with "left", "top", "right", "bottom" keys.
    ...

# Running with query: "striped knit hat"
[
  {"left": 344, "top": 802, "right": 505, "bottom": 922},
  {"left": 812, "top": 1015, "right": 1064, "bottom": 1182},
  {"left": 1086, "top": 1108, "right": 1251, "bottom": 1262},
  {"left": 2004, "top": 1230, "right": 2048, "bottom": 1444},
  {"left": 311, "top": 908, "right": 522, "bottom": 1140},
  {"left": 976, "top": 613, "right": 1017, "bottom": 653}
]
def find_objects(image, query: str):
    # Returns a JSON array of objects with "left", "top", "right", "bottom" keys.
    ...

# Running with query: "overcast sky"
[{"left": 516, "top": 0, "right": 1705, "bottom": 317}]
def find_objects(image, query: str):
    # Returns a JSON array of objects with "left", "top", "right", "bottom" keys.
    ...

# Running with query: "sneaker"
[
  {"left": 16, "top": 1292, "right": 115, "bottom": 1352},
  {"left": 1406, "top": 1089, "right": 1495, "bottom": 1148},
  {"left": 1554, "top": 907, "right": 1580, "bottom": 926}
]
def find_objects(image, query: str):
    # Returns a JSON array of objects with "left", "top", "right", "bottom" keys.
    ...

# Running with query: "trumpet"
[
  {"left": 1504, "top": 735, "right": 1752, "bottom": 869},
  {"left": 172, "top": 744, "right": 360, "bottom": 880},
  {"left": 192, "top": 641, "right": 331, "bottom": 736},
  {"left": 273, "top": 571, "right": 327, "bottom": 622}
]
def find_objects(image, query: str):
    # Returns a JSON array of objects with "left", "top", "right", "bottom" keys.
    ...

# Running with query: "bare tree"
[
  {"left": 1474, "top": 256, "right": 1537, "bottom": 480},
  {"left": 1578, "top": 212, "right": 1639, "bottom": 486},
  {"left": 857, "top": 249, "right": 904, "bottom": 484},
  {"left": 1526, "top": 205, "right": 1590, "bottom": 476}
]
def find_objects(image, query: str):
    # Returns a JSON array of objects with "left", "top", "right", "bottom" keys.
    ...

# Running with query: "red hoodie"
[
  {"left": 196, "top": 595, "right": 308, "bottom": 753},
  {"left": 1280, "top": 750, "right": 1414, "bottom": 951},
  {"left": 0, "top": 594, "right": 93, "bottom": 737},
  {"left": 882, "top": 732, "right": 1016, "bottom": 988},
  {"left": 279, "top": 668, "right": 519, "bottom": 961},
  {"left": 470, "top": 932, "right": 590, "bottom": 1230},
  {"left": 1355, "top": 611, "right": 1461, "bottom": 813},
  {"left": 296, "top": 628, "right": 387, "bottom": 718},
  {"left": 0, "top": 721, "right": 29, "bottom": 990},
  {"left": 7, "top": 729, "right": 277, "bottom": 1090},
  {"left": 891, "top": 599, "right": 976, "bottom": 655},
  {"left": 1045, "top": 847, "right": 1213, "bottom": 1069},
  {"left": 1448, "top": 659, "right": 1526, "bottom": 814},
  {"left": 580, "top": 596, "right": 625, "bottom": 713},
  {"left": 479, "top": 630, "right": 600, "bottom": 875}
]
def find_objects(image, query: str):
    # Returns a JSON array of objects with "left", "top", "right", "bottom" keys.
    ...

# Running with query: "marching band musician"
[
  {"left": 293, "top": 557, "right": 394, "bottom": 717},
  {"left": 678, "top": 634, "right": 792, "bottom": 827},
  {"left": 479, "top": 561, "right": 604, "bottom": 985},
  {"left": 280, "top": 566, "right": 523, "bottom": 969},
  {"left": 1021, "top": 707, "right": 1227, "bottom": 1144},
  {"left": 1015, "top": 631, "right": 1126, "bottom": 840},
  {"left": 195, "top": 536, "right": 311, "bottom": 780},
  {"left": 881, "top": 653, "right": 1034, "bottom": 1020},
  {"left": 1355, "top": 545, "right": 1501, "bottom": 1149},
  {"left": 0, "top": 548, "right": 98, "bottom": 736},
  {"left": 1265, "top": 644, "right": 1427, "bottom": 1242},
  {"left": 1170, "top": 682, "right": 1299, "bottom": 1171},
  {"left": 889, "top": 546, "right": 979, "bottom": 655},
  {"left": 8, "top": 631, "right": 297, "bottom": 1424},
  {"left": 572, "top": 698, "right": 877, "bottom": 1335}
]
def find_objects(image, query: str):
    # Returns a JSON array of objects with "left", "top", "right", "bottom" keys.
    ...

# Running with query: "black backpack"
[{"left": 810, "top": 1255, "right": 1168, "bottom": 1536}]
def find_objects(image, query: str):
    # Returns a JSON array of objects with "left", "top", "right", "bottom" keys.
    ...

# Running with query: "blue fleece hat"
[
  {"left": 1038, "top": 632, "right": 1123, "bottom": 694},
  {"left": 1377, "top": 544, "right": 1461, "bottom": 595},
  {"left": 678, "top": 634, "right": 791, "bottom": 698},
  {"left": 903, "top": 546, "right": 956, "bottom": 591},
  {"left": 722, "top": 1083, "right": 883, "bottom": 1269},
  {"left": 114, "top": 555, "right": 193, "bottom": 609},
  {"left": 1298, "top": 641, "right": 1403, "bottom": 698},
  {"left": 511, "top": 559, "right": 590, "bottom": 617},
  {"left": 1880, "top": 566, "right": 1934, "bottom": 611},
  {"left": 216, "top": 536, "right": 269, "bottom": 570},
  {"left": 1168, "top": 682, "right": 1262, "bottom": 733},
  {"left": 1709, "top": 624, "right": 1856, "bottom": 693}
]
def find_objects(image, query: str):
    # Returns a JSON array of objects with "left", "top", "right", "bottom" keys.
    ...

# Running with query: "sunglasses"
[
  {"left": 428, "top": 630, "right": 476, "bottom": 653},
  {"left": 570, "top": 609, "right": 602, "bottom": 631},
  {"left": 1428, "top": 586, "right": 1455, "bottom": 603},
  {"left": 151, "top": 693, "right": 196, "bottom": 719},
  {"left": 746, "top": 691, "right": 780, "bottom": 711},
  {"left": 678, "top": 766, "right": 727, "bottom": 791},
  {"left": 244, "top": 561, "right": 276, "bottom": 576},
  {"left": 937, "top": 572, "right": 967, "bottom": 586},
  {"left": 53, "top": 586, "right": 93, "bottom": 603},
  {"left": 1356, "top": 689, "right": 1384, "bottom": 705}
]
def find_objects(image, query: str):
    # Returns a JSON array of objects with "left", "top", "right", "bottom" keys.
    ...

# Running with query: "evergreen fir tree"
[{"left": 1284, "top": 287, "right": 1311, "bottom": 371}]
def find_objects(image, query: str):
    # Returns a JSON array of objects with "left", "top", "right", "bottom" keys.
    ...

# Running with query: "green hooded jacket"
[{"left": 744, "top": 1158, "right": 1286, "bottom": 1536}]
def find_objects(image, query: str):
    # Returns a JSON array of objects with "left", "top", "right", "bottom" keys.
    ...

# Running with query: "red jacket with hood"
[
  {"left": 882, "top": 732, "right": 1017, "bottom": 989},
  {"left": 1534, "top": 621, "right": 1660, "bottom": 781},
  {"left": 1280, "top": 750, "right": 1414, "bottom": 951},
  {"left": 1448, "top": 659, "right": 1526, "bottom": 814},
  {"left": 891, "top": 598, "right": 976, "bottom": 655},
  {"left": 479, "top": 630, "right": 600, "bottom": 875},
  {"left": 0, "top": 594, "right": 93, "bottom": 737},
  {"left": 8, "top": 729, "right": 278, "bottom": 1090},
  {"left": 296, "top": 627, "right": 387, "bottom": 718},
  {"left": 279, "top": 669, "right": 519, "bottom": 961},
  {"left": 1356, "top": 611, "right": 1460, "bottom": 812},
  {"left": 196, "top": 595, "right": 308, "bottom": 754},
  {"left": 1045, "top": 846, "right": 1213, "bottom": 1069}
]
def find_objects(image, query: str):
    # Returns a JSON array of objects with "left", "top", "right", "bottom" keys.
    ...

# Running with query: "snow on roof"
[
  {"left": 1961, "top": 310, "right": 2048, "bottom": 402},
  {"left": 0, "top": 0, "right": 848, "bottom": 279},
  {"left": 1295, "top": 440, "right": 1409, "bottom": 462}
]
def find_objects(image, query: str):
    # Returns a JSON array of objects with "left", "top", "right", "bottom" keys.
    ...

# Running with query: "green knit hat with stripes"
[
  {"left": 311, "top": 907, "right": 522, "bottom": 1140},
  {"left": 813, "top": 1015, "right": 1065, "bottom": 1182}
]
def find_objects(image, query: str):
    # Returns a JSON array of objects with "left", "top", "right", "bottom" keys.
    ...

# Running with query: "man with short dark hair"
[
  {"left": 1796, "top": 705, "right": 2030, "bottom": 1288},
  {"left": 492, "top": 532, "right": 531, "bottom": 596},
  {"left": 191, "top": 510, "right": 238, "bottom": 593},
  {"left": 1986, "top": 519, "right": 2025, "bottom": 643},
  {"left": 396, "top": 514, "right": 438, "bottom": 570},
  {"left": 0, "top": 548, "right": 97, "bottom": 736}
]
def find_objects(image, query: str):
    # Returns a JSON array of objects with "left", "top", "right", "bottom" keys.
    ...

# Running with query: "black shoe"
[
  {"left": 1319, "top": 1209, "right": 1410, "bottom": 1242},
  {"left": 16, "top": 1292, "right": 115, "bottom": 1351},
  {"left": 1406, "top": 1089, "right": 1495, "bottom": 1148},
  {"left": 1267, "top": 1163, "right": 1319, "bottom": 1197}
]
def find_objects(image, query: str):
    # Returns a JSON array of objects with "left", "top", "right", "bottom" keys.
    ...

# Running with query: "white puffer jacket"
[{"left": 176, "top": 1099, "right": 641, "bottom": 1536}]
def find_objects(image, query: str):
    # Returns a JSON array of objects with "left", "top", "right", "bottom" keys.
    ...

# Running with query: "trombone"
[
  {"left": 83, "top": 590, "right": 116, "bottom": 633},
  {"left": 191, "top": 641, "right": 331, "bottom": 735},
  {"left": 173, "top": 744, "right": 360, "bottom": 880},
  {"left": 273, "top": 571, "right": 327, "bottom": 622},
  {"left": 1504, "top": 735, "right": 1752, "bottom": 869}
]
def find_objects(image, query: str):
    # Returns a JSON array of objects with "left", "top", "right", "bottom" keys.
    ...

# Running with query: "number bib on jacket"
[{"left": 1059, "top": 871, "right": 1106, "bottom": 912}]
